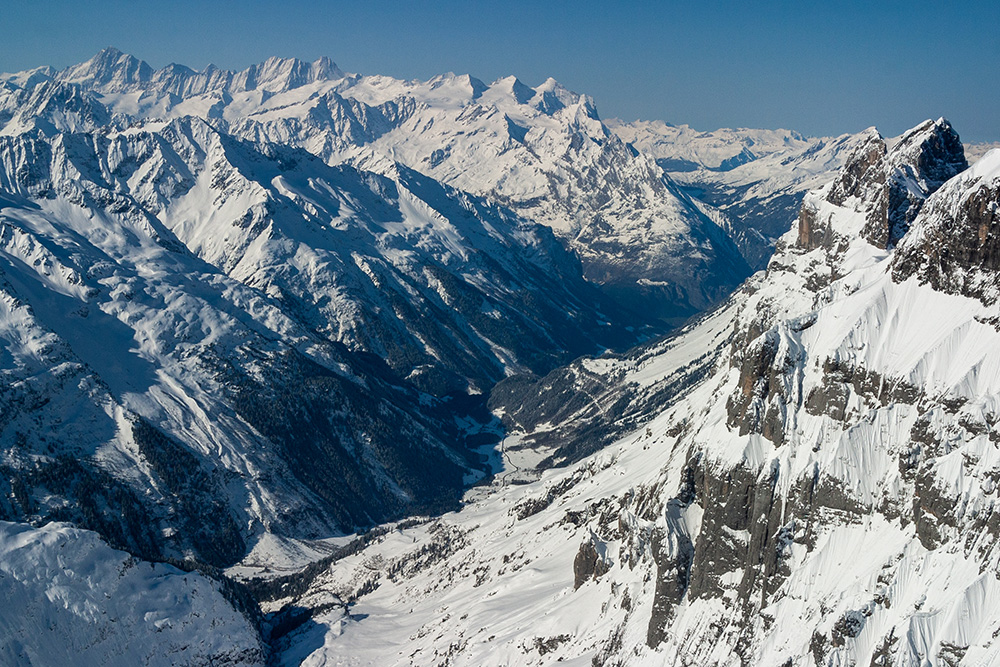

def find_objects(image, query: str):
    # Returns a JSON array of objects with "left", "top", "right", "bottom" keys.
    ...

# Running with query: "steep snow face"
[
  {"left": 263, "top": 119, "right": 1000, "bottom": 666},
  {"left": 0, "top": 521, "right": 263, "bottom": 666},
  {"left": 2, "top": 49, "right": 752, "bottom": 323}
]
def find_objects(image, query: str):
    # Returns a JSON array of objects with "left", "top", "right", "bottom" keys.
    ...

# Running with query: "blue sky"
[{"left": 3, "top": 0, "right": 998, "bottom": 141}]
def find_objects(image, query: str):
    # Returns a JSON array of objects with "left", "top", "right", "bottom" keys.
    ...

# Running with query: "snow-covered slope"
[
  {"left": 262, "top": 122, "right": 1000, "bottom": 666},
  {"left": 3, "top": 48, "right": 753, "bottom": 322},
  {"left": 0, "top": 520, "right": 264, "bottom": 666}
]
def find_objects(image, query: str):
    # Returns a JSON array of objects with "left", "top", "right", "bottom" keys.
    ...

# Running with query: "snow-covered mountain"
[
  {"left": 253, "top": 119, "right": 1000, "bottom": 665},
  {"left": 0, "top": 99, "right": 671, "bottom": 568},
  {"left": 609, "top": 118, "right": 868, "bottom": 270},
  {"left": 607, "top": 119, "right": 814, "bottom": 172},
  {"left": 3, "top": 48, "right": 754, "bottom": 323},
  {"left": 2, "top": 55, "right": 731, "bottom": 661},
  {"left": 0, "top": 520, "right": 264, "bottom": 665}
]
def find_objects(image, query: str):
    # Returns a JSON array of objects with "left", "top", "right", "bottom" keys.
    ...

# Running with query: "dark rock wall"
[{"left": 892, "top": 182, "right": 1000, "bottom": 304}]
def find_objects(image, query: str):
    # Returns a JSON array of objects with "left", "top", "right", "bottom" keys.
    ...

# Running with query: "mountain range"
[{"left": 1, "top": 48, "right": 999, "bottom": 666}]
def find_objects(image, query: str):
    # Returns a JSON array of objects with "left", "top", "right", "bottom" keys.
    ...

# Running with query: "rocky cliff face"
[
  {"left": 892, "top": 150, "right": 1000, "bottom": 305},
  {"left": 825, "top": 119, "right": 968, "bottom": 249}
]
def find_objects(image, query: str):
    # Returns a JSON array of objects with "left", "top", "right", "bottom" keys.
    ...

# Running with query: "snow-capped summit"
[
  {"left": 483, "top": 75, "right": 536, "bottom": 106},
  {"left": 530, "top": 76, "right": 595, "bottom": 117},
  {"left": 0, "top": 65, "right": 56, "bottom": 90},
  {"left": 57, "top": 46, "right": 153, "bottom": 91}
]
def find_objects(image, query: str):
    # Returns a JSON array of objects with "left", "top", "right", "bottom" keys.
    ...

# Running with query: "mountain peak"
[
  {"left": 312, "top": 55, "right": 341, "bottom": 80},
  {"left": 1, "top": 65, "right": 55, "bottom": 89},
  {"left": 235, "top": 55, "right": 345, "bottom": 93},
  {"left": 818, "top": 119, "right": 967, "bottom": 249},
  {"left": 489, "top": 75, "right": 534, "bottom": 105},
  {"left": 823, "top": 128, "right": 887, "bottom": 209},
  {"left": 532, "top": 77, "right": 580, "bottom": 115},
  {"left": 93, "top": 46, "right": 124, "bottom": 61},
  {"left": 59, "top": 47, "right": 153, "bottom": 91},
  {"left": 51, "top": 50, "right": 346, "bottom": 97},
  {"left": 867, "top": 117, "right": 967, "bottom": 247},
  {"left": 890, "top": 117, "right": 967, "bottom": 187}
]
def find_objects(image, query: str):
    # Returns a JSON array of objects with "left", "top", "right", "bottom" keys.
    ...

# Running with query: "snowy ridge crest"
[{"left": 54, "top": 47, "right": 346, "bottom": 95}]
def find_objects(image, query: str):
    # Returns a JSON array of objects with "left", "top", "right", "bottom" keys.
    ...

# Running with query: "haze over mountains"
[{"left": 1, "top": 48, "right": 999, "bottom": 666}]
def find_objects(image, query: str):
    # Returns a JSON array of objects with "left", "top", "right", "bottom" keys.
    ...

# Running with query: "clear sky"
[{"left": 3, "top": 0, "right": 998, "bottom": 142}]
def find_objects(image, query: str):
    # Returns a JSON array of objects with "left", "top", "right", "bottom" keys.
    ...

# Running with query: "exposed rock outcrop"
[
  {"left": 573, "top": 532, "right": 612, "bottom": 589},
  {"left": 892, "top": 151, "right": 1000, "bottom": 304}
]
